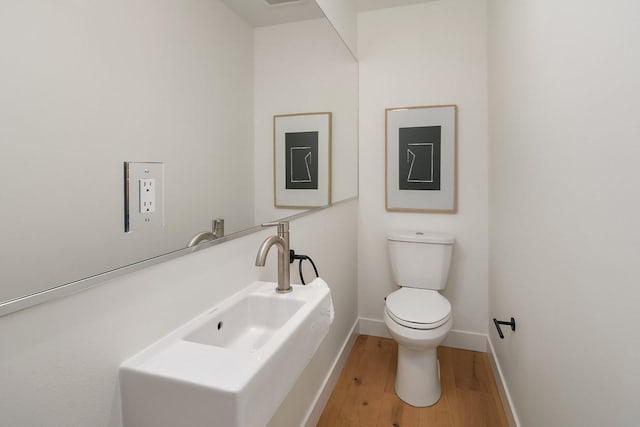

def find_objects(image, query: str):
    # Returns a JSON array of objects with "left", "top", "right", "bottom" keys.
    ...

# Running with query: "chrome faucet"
[
  {"left": 255, "top": 221, "right": 291, "bottom": 293},
  {"left": 186, "top": 218, "right": 225, "bottom": 248}
]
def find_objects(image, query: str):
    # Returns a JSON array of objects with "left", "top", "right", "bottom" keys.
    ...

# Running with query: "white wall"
[
  {"left": 0, "top": 200, "right": 357, "bottom": 427},
  {"left": 488, "top": 1, "right": 640, "bottom": 425},
  {"left": 357, "top": 0, "right": 489, "bottom": 348},
  {"left": 0, "top": 0, "right": 254, "bottom": 303},
  {"left": 315, "top": 0, "right": 358, "bottom": 58},
  {"left": 253, "top": 18, "right": 358, "bottom": 225}
]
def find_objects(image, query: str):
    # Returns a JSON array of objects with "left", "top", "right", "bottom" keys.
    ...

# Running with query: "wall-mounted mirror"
[{"left": 0, "top": 0, "right": 358, "bottom": 313}]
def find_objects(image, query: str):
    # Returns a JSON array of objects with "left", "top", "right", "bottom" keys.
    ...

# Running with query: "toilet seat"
[{"left": 385, "top": 288, "right": 451, "bottom": 330}]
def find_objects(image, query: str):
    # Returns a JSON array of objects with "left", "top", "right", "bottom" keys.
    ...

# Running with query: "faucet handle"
[
  {"left": 212, "top": 218, "right": 224, "bottom": 238},
  {"left": 261, "top": 221, "right": 289, "bottom": 235},
  {"left": 261, "top": 221, "right": 288, "bottom": 226}
]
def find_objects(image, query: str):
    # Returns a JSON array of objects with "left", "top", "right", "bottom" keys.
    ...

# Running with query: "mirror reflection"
[{"left": 0, "top": 0, "right": 358, "bottom": 307}]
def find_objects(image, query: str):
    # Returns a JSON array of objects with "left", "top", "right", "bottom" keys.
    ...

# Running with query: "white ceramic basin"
[
  {"left": 119, "top": 279, "right": 333, "bottom": 427},
  {"left": 184, "top": 293, "right": 305, "bottom": 351}
]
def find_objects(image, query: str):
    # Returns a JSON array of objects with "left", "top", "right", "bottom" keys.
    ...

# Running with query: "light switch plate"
[{"left": 124, "top": 162, "right": 164, "bottom": 232}]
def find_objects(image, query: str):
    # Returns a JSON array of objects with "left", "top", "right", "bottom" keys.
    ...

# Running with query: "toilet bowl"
[
  {"left": 384, "top": 231, "right": 455, "bottom": 407},
  {"left": 384, "top": 288, "right": 452, "bottom": 406}
]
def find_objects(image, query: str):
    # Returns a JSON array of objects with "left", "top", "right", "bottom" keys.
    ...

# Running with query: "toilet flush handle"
[{"left": 493, "top": 317, "right": 516, "bottom": 339}]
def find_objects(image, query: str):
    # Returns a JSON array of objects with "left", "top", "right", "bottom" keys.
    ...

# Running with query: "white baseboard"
[
  {"left": 358, "top": 317, "right": 487, "bottom": 352},
  {"left": 487, "top": 337, "right": 521, "bottom": 427},
  {"left": 443, "top": 329, "right": 487, "bottom": 352},
  {"left": 358, "top": 316, "right": 391, "bottom": 338},
  {"left": 302, "top": 318, "right": 359, "bottom": 427}
]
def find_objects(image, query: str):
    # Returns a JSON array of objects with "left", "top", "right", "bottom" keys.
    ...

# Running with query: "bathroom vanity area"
[
  {"left": 120, "top": 280, "right": 334, "bottom": 427},
  {"left": 0, "top": 1, "right": 359, "bottom": 427}
]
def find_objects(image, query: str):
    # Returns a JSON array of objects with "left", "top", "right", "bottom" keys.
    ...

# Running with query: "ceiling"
[
  {"left": 222, "top": 0, "right": 324, "bottom": 27},
  {"left": 223, "top": 0, "right": 435, "bottom": 28},
  {"left": 355, "top": 0, "right": 436, "bottom": 12}
]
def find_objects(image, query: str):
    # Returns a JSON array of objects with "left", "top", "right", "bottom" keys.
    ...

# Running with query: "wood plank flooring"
[{"left": 317, "top": 335, "right": 509, "bottom": 427}]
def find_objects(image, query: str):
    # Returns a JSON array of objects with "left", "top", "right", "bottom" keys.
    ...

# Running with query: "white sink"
[
  {"left": 184, "top": 293, "right": 306, "bottom": 351},
  {"left": 119, "top": 279, "right": 334, "bottom": 427}
]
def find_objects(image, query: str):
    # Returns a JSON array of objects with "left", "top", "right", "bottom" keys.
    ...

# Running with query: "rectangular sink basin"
[
  {"left": 120, "top": 279, "right": 333, "bottom": 427},
  {"left": 184, "top": 294, "right": 305, "bottom": 351}
]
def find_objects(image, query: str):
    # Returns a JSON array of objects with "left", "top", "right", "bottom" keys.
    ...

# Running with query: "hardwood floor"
[{"left": 317, "top": 335, "right": 509, "bottom": 427}]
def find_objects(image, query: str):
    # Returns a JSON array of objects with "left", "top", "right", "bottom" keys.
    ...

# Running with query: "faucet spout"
[
  {"left": 255, "top": 222, "right": 291, "bottom": 293},
  {"left": 255, "top": 235, "right": 285, "bottom": 266}
]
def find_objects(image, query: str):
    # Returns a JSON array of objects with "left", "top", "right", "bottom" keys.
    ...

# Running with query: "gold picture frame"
[{"left": 385, "top": 105, "right": 457, "bottom": 213}]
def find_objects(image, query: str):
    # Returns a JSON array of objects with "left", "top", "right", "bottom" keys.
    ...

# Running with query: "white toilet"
[{"left": 383, "top": 230, "right": 455, "bottom": 407}]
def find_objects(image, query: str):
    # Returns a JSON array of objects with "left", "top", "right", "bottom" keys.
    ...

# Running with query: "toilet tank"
[{"left": 387, "top": 231, "right": 455, "bottom": 290}]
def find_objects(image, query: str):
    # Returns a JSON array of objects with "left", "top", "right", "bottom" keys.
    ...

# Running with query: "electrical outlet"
[
  {"left": 124, "top": 162, "right": 164, "bottom": 232},
  {"left": 139, "top": 178, "right": 156, "bottom": 213}
]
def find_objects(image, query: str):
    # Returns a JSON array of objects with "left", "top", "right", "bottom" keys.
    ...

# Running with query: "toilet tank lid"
[{"left": 387, "top": 231, "right": 455, "bottom": 244}]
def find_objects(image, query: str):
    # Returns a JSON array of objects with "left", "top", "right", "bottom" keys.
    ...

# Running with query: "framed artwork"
[
  {"left": 385, "top": 105, "right": 457, "bottom": 213},
  {"left": 274, "top": 112, "right": 332, "bottom": 208}
]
